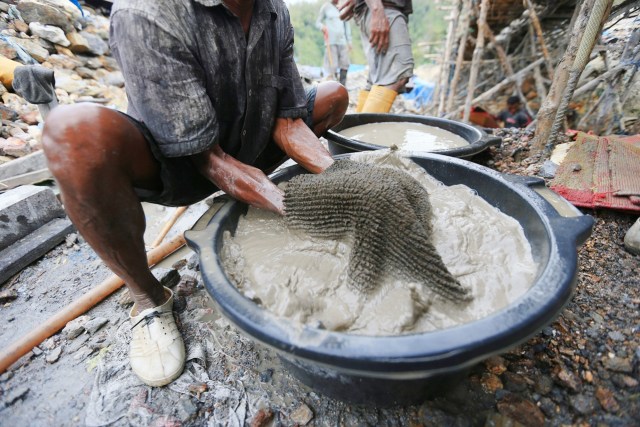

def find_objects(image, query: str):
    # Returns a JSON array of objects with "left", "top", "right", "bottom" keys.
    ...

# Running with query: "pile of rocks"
[{"left": 0, "top": 0, "right": 125, "bottom": 165}]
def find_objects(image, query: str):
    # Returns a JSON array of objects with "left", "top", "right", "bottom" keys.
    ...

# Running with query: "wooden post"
[
  {"left": 462, "top": 0, "right": 489, "bottom": 123},
  {"left": 532, "top": 0, "right": 613, "bottom": 153},
  {"left": 437, "top": 0, "right": 462, "bottom": 116},
  {"left": 530, "top": 0, "right": 595, "bottom": 151},
  {"left": 445, "top": 58, "right": 545, "bottom": 119},
  {"left": 446, "top": 0, "right": 472, "bottom": 113},
  {"left": 483, "top": 23, "right": 534, "bottom": 118},
  {"left": 524, "top": 0, "right": 554, "bottom": 79},
  {"left": 529, "top": 23, "right": 547, "bottom": 102}
]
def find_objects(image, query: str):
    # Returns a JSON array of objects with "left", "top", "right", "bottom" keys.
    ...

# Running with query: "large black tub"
[
  {"left": 326, "top": 113, "right": 502, "bottom": 158},
  {"left": 185, "top": 153, "right": 593, "bottom": 407}
]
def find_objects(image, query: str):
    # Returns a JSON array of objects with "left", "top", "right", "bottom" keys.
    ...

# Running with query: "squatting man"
[{"left": 41, "top": 0, "right": 348, "bottom": 386}]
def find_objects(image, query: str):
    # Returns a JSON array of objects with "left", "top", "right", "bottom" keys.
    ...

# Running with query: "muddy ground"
[{"left": 0, "top": 125, "right": 639, "bottom": 426}]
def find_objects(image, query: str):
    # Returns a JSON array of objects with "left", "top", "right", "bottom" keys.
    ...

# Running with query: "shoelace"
[{"left": 131, "top": 310, "right": 168, "bottom": 330}]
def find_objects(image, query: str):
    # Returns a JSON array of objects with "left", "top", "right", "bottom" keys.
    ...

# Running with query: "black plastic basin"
[
  {"left": 326, "top": 113, "right": 501, "bottom": 158},
  {"left": 185, "top": 153, "right": 593, "bottom": 407}
]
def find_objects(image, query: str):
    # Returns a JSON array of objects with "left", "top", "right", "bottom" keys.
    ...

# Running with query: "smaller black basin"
[{"left": 326, "top": 113, "right": 501, "bottom": 158}]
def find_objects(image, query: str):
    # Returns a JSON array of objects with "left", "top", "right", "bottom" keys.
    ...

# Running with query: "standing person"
[
  {"left": 316, "top": 0, "right": 352, "bottom": 86},
  {"left": 497, "top": 96, "right": 532, "bottom": 128},
  {"left": 339, "top": 0, "right": 414, "bottom": 113},
  {"left": 40, "top": 0, "right": 348, "bottom": 387}
]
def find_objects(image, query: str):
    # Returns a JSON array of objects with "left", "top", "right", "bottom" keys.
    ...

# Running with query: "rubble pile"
[{"left": 0, "top": 0, "right": 126, "bottom": 166}]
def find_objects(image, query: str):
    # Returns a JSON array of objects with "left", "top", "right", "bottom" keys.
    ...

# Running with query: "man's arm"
[
  {"left": 191, "top": 145, "right": 285, "bottom": 215},
  {"left": 272, "top": 117, "right": 334, "bottom": 174},
  {"left": 364, "top": 0, "right": 389, "bottom": 53}
]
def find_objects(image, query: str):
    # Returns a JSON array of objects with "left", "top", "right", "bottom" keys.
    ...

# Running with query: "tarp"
[{"left": 550, "top": 132, "right": 640, "bottom": 213}]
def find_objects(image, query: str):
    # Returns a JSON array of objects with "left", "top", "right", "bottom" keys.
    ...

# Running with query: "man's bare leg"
[
  {"left": 42, "top": 104, "right": 166, "bottom": 311},
  {"left": 310, "top": 81, "right": 349, "bottom": 136}
]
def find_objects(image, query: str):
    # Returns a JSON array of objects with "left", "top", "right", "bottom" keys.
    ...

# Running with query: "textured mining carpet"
[{"left": 550, "top": 133, "right": 640, "bottom": 213}]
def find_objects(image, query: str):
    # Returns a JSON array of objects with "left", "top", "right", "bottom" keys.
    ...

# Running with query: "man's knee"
[{"left": 316, "top": 81, "right": 349, "bottom": 119}]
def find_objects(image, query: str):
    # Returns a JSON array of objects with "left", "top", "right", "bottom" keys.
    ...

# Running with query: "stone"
[
  {"left": 54, "top": 73, "right": 85, "bottom": 94},
  {"left": 538, "top": 160, "right": 557, "bottom": 179},
  {"left": 0, "top": 2, "right": 9, "bottom": 13},
  {"left": 63, "top": 315, "right": 90, "bottom": 340},
  {"left": 0, "top": 104, "right": 18, "bottom": 121},
  {"left": 17, "top": 0, "right": 75, "bottom": 33},
  {"left": 0, "top": 185, "right": 64, "bottom": 247},
  {"left": 0, "top": 37, "right": 17, "bottom": 59},
  {"left": 289, "top": 403, "right": 314, "bottom": 426},
  {"left": 152, "top": 267, "right": 181, "bottom": 289},
  {"left": 45, "top": 53, "right": 80, "bottom": 69},
  {"left": 13, "top": 19, "right": 29, "bottom": 34},
  {"left": 0, "top": 150, "right": 47, "bottom": 181},
  {"left": 0, "top": 136, "right": 31, "bottom": 157},
  {"left": 624, "top": 217, "right": 640, "bottom": 255},
  {"left": 480, "top": 373, "right": 503, "bottom": 393},
  {"left": 250, "top": 408, "right": 274, "bottom": 427},
  {"left": 79, "top": 31, "right": 108, "bottom": 56},
  {"left": 3, "top": 385, "right": 29, "bottom": 405},
  {"left": 534, "top": 375, "right": 553, "bottom": 395},
  {"left": 28, "top": 22, "right": 70, "bottom": 47},
  {"left": 67, "top": 31, "right": 108, "bottom": 56},
  {"left": 496, "top": 394, "right": 545, "bottom": 427},
  {"left": 176, "top": 395, "right": 198, "bottom": 423},
  {"left": 8, "top": 36, "right": 49, "bottom": 62},
  {"left": 45, "top": 346, "right": 62, "bottom": 363},
  {"left": 0, "top": 289, "right": 18, "bottom": 303},
  {"left": 484, "top": 355, "right": 508, "bottom": 375},
  {"left": 84, "top": 317, "right": 109, "bottom": 334},
  {"left": 555, "top": 367, "right": 581, "bottom": 392},
  {"left": 608, "top": 330, "right": 625, "bottom": 341},
  {"left": 19, "top": 110, "right": 40, "bottom": 125},
  {"left": 604, "top": 356, "right": 633, "bottom": 373},
  {"left": 100, "top": 70, "right": 124, "bottom": 88},
  {"left": 31, "top": 346, "right": 43, "bottom": 356},
  {"left": 569, "top": 393, "right": 596, "bottom": 415},
  {"left": 75, "top": 66, "right": 96, "bottom": 79},
  {"left": 595, "top": 387, "right": 620, "bottom": 413}
]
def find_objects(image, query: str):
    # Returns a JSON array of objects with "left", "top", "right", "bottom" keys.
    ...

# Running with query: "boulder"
[
  {"left": 67, "top": 31, "right": 108, "bottom": 56},
  {"left": 624, "top": 218, "right": 640, "bottom": 256},
  {"left": 28, "top": 22, "right": 70, "bottom": 47},
  {"left": 8, "top": 36, "right": 49, "bottom": 62},
  {"left": 16, "top": 0, "right": 75, "bottom": 33}
]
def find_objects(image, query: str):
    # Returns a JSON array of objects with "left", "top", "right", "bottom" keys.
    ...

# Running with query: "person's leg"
[
  {"left": 309, "top": 81, "right": 349, "bottom": 136},
  {"left": 42, "top": 103, "right": 167, "bottom": 311},
  {"left": 43, "top": 103, "right": 186, "bottom": 386}
]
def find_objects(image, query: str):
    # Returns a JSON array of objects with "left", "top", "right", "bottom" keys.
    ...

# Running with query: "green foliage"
[{"left": 287, "top": 0, "right": 449, "bottom": 67}]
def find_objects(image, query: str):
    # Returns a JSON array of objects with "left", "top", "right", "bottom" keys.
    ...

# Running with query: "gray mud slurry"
[
  {"left": 222, "top": 152, "right": 538, "bottom": 336},
  {"left": 339, "top": 122, "right": 469, "bottom": 151}
]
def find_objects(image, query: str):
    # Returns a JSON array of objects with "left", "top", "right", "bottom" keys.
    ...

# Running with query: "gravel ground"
[{"left": 0, "top": 126, "right": 639, "bottom": 426}]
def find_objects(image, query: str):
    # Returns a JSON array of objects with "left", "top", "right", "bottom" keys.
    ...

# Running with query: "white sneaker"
[{"left": 129, "top": 287, "right": 185, "bottom": 386}]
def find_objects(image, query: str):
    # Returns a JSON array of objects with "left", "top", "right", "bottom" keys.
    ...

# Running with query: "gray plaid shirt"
[{"left": 110, "top": 0, "right": 308, "bottom": 165}]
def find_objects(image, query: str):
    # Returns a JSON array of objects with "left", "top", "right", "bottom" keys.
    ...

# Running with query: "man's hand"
[
  {"left": 338, "top": 0, "right": 355, "bottom": 21},
  {"left": 272, "top": 117, "right": 334, "bottom": 174},
  {"left": 367, "top": 0, "right": 389, "bottom": 53},
  {"left": 191, "top": 145, "right": 285, "bottom": 215}
]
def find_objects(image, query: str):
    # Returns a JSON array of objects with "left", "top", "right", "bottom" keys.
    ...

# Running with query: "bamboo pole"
[
  {"left": 0, "top": 233, "right": 187, "bottom": 374},
  {"left": 462, "top": 0, "right": 489, "bottom": 122},
  {"left": 483, "top": 23, "right": 534, "bottom": 118},
  {"left": 528, "top": 22, "right": 547, "bottom": 102},
  {"left": 151, "top": 206, "right": 188, "bottom": 248},
  {"left": 524, "top": 0, "right": 554, "bottom": 78},
  {"left": 445, "top": 57, "right": 545, "bottom": 119},
  {"left": 437, "top": 0, "right": 462, "bottom": 116},
  {"left": 530, "top": 0, "right": 595, "bottom": 151},
  {"left": 532, "top": 0, "right": 613, "bottom": 152},
  {"left": 446, "top": 0, "right": 472, "bottom": 113}
]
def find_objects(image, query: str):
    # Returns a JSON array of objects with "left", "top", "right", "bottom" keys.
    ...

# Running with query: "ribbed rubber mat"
[{"left": 550, "top": 132, "right": 640, "bottom": 213}]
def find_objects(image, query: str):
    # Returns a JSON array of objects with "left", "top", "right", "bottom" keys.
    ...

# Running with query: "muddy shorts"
[
  {"left": 357, "top": 8, "right": 414, "bottom": 88},
  {"left": 126, "top": 86, "right": 318, "bottom": 207}
]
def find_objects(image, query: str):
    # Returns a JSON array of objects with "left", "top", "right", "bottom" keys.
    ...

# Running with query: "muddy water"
[
  {"left": 339, "top": 122, "right": 469, "bottom": 151},
  {"left": 221, "top": 151, "right": 537, "bottom": 336}
]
